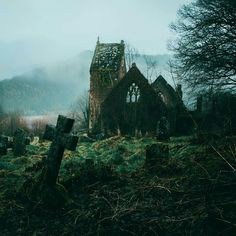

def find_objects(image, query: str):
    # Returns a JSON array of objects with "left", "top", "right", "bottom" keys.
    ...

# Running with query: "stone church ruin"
[{"left": 89, "top": 40, "right": 184, "bottom": 136}]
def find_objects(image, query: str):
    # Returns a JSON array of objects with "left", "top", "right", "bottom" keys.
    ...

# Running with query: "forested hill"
[
  {"left": 0, "top": 76, "right": 77, "bottom": 115},
  {"left": 0, "top": 51, "right": 171, "bottom": 115},
  {"left": 0, "top": 51, "right": 92, "bottom": 115}
]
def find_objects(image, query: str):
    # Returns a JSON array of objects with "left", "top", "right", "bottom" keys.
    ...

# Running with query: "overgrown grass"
[{"left": 0, "top": 135, "right": 235, "bottom": 235}]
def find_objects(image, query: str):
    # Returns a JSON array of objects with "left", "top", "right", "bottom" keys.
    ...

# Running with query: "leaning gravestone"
[
  {"left": 13, "top": 128, "right": 30, "bottom": 156},
  {"left": 42, "top": 115, "right": 78, "bottom": 186}
]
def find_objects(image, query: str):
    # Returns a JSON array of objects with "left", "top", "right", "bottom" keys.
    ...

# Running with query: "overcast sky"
[{"left": 0, "top": 0, "right": 191, "bottom": 79}]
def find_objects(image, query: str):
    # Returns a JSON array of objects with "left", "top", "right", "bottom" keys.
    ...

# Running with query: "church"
[{"left": 89, "top": 39, "right": 184, "bottom": 136}]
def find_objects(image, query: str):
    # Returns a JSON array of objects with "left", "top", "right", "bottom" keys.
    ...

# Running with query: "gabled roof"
[
  {"left": 90, "top": 40, "right": 125, "bottom": 71},
  {"left": 152, "top": 75, "right": 183, "bottom": 109},
  {"left": 102, "top": 64, "right": 165, "bottom": 110},
  {"left": 152, "top": 75, "right": 168, "bottom": 87},
  {"left": 152, "top": 75, "right": 177, "bottom": 98},
  {"left": 100, "top": 64, "right": 167, "bottom": 134}
]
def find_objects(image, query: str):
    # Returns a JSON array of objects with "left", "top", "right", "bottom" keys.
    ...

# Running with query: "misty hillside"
[
  {"left": 0, "top": 51, "right": 171, "bottom": 115},
  {"left": 0, "top": 51, "right": 92, "bottom": 115}
]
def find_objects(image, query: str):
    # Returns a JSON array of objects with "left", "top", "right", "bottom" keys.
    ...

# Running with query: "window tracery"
[{"left": 126, "top": 83, "right": 140, "bottom": 103}]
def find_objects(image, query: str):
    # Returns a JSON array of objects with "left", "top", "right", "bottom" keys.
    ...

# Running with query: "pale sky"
[{"left": 0, "top": 0, "right": 192, "bottom": 79}]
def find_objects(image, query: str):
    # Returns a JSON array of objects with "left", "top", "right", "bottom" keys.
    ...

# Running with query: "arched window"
[
  {"left": 158, "top": 92, "right": 166, "bottom": 103},
  {"left": 126, "top": 83, "right": 140, "bottom": 103}
]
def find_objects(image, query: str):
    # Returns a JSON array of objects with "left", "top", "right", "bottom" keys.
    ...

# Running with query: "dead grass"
[{"left": 0, "top": 135, "right": 235, "bottom": 235}]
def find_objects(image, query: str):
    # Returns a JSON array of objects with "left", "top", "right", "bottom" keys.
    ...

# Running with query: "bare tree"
[
  {"left": 170, "top": 0, "right": 236, "bottom": 91},
  {"left": 70, "top": 91, "right": 89, "bottom": 132},
  {"left": 125, "top": 42, "right": 140, "bottom": 69},
  {"left": 0, "top": 111, "right": 28, "bottom": 136},
  {"left": 31, "top": 117, "right": 49, "bottom": 138},
  {"left": 125, "top": 42, "right": 158, "bottom": 82},
  {"left": 143, "top": 55, "right": 159, "bottom": 83}
]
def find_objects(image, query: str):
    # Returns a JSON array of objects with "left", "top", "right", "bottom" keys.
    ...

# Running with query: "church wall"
[
  {"left": 88, "top": 40, "right": 126, "bottom": 132},
  {"left": 101, "top": 66, "right": 166, "bottom": 136},
  {"left": 89, "top": 70, "right": 121, "bottom": 131}
]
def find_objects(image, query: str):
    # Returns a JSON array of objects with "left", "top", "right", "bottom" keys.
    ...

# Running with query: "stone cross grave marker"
[
  {"left": 42, "top": 115, "right": 78, "bottom": 186},
  {"left": 0, "top": 135, "right": 9, "bottom": 156},
  {"left": 13, "top": 128, "right": 30, "bottom": 156}
]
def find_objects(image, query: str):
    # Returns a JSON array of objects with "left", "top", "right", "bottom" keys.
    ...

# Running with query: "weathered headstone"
[
  {"left": 42, "top": 115, "right": 78, "bottom": 186},
  {"left": 0, "top": 143, "right": 7, "bottom": 156},
  {"left": 0, "top": 135, "right": 8, "bottom": 156},
  {"left": 13, "top": 128, "right": 30, "bottom": 156},
  {"left": 156, "top": 116, "right": 170, "bottom": 140},
  {"left": 145, "top": 143, "right": 169, "bottom": 169},
  {"left": 0, "top": 135, "right": 8, "bottom": 146}
]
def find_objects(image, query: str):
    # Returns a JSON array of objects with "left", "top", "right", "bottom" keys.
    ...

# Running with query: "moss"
[
  {"left": 0, "top": 136, "right": 235, "bottom": 235},
  {"left": 11, "top": 156, "right": 30, "bottom": 165}
]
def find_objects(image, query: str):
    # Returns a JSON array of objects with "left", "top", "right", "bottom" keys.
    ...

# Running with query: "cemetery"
[
  {"left": 0, "top": 114, "right": 235, "bottom": 235},
  {"left": 0, "top": 39, "right": 235, "bottom": 234},
  {"left": 0, "top": 0, "right": 235, "bottom": 235},
  {"left": 0, "top": 38, "right": 235, "bottom": 235}
]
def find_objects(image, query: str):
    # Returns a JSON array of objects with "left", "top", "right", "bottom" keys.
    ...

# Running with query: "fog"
[
  {"left": 0, "top": 0, "right": 193, "bottom": 115},
  {"left": 0, "top": 0, "right": 191, "bottom": 80}
]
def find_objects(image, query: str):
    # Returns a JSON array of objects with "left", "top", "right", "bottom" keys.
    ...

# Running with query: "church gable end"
[
  {"left": 101, "top": 64, "right": 166, "bottom": 136},
  {"left": 151, "top": 75, "right": 185, "bottom": 133}
]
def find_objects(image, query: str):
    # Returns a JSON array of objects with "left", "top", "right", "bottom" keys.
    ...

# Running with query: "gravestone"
[
  {"left": 0, "top": 135, "right": 9, "bottom": 156},
  {"left": 156, "top": 116, "right": 170, "bottom": 140},
  {"left": 145, "top": 143, "right": 169, "bottom": 169},
  {"left": 0, "top": 135, "right": 8, "bottom": 146},
  {"left": 42, "top": 115, "right": 78, "bottom": 186},
  {"left": 13, "top": 128, "right": 30, "bottom": 156}
]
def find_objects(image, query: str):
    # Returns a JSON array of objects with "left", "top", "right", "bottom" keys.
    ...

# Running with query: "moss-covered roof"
[{"left": 90, "top": 41, "right": 124, "bottom": 71}]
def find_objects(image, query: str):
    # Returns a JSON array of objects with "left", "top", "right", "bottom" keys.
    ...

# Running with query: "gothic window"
[
  {"left": 126, "top": 83, "right": 140, "bottom": 103},
  {"left": 158, "top": 92, "right": 165, "bottom": 103}
]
